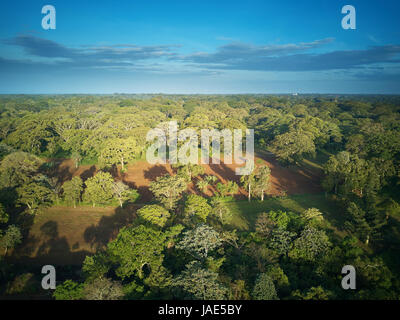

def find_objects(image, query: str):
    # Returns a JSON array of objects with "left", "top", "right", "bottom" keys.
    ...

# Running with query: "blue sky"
[{"left": 0, "top": 0, "right": 399, "bottom": 93}]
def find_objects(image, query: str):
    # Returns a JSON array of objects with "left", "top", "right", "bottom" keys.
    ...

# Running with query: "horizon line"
[{"left": 1, "top": 92, "right": 400, "bottom": 96}]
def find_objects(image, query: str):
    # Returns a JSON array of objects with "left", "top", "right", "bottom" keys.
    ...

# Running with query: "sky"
[{"left": 0, "top": 0, "right": 399, "bottom": 94}]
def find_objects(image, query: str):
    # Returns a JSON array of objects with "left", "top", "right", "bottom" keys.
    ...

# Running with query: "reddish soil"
[
  {"left": 50, "top": 152, "right": 322, "bottom": 203},
  {"left": 8, "top": 153, "right": 322, "bottom": 266}
]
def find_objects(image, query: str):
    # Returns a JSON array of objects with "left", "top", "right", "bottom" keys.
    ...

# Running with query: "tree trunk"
[
  {"left": 121, "top": 157, "right": 124, "bottom": 171},
  {"left": 248, "top": 184, "right": 251, "bottom": 202},
  {"left": 27, "top": 203, "right": 34, "bottom": 214},
  {"left": 261, "top": 189, "right": 264, "bottom": 201}
]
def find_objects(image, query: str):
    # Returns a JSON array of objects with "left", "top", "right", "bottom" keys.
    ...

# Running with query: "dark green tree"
[{"left": 252, "top": 273, "right": 279, "bottom": 300}]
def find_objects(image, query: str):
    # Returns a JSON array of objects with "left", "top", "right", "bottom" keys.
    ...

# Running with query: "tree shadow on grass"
[
  {"left": 40, "top": 221, "right": 58, "bottom": 239},
  {"left": 7, "top": 220, "right": 92, "bottom": 266},
  {"left": 83, "top": 205, "right": 138, "bottom": 251},
  {"left": 288, "top": 194, "right": 345, "bottom": 228},
  {"left": 226, "top": 198, "right": 290, "bottom": 231},
  {"left": 79, "top": 165, "right": 97, "bottom": 182},
  {"left": 227, "top": 193, "right": 345, "bottom": 234},
  {"left": 42, "top": 159, "right": 73, "bottom": 184}
]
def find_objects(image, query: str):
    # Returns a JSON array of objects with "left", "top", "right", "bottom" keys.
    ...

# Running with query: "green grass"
[
  {"left": 226, "top": 193, "right": 344, "bottom": 231},
  {"left": 81, "top": 152, "right": 148, "bottom": 167},
  {"left": 80, "top": 156, "right": 98, "bottom": 166},
  {"left": 55, "top": 199, "right": 121, "bottom": 208},
  {"left": 301, "top": 150, "right": 332, "bottom": 171}
]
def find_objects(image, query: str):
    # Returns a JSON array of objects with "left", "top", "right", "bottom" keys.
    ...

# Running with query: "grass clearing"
[
  {"left": 226, "top": 193, "right": 344, "bottom": 231},
  {"left": 8, "top": 193, "right": 344, "bottom": 265},
  {"left": 300, "top": 150, "right": 332, "bottom": 172},
  {"left": 8, "top": 205, "right": 138, "bottom": 266}
]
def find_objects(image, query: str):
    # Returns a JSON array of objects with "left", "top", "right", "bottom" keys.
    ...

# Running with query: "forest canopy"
[{"left": 0, "top": 94, "right": 399, "bottom": 300}]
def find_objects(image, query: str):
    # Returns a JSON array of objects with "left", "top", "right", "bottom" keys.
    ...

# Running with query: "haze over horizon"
[{"left": 1, "top": 0, "right": 399, "bottom": 94}]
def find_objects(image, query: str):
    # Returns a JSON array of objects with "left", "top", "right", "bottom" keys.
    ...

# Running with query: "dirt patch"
[
  {"left": 49, "top": 153, "right": 322, "bottom": 203},
  {"left": 11, "top": 153, "right": 322, "bottom": 265}
]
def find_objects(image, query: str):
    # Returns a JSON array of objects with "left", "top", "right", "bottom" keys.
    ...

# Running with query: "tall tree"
[
  {"left": 149, "top": 174, "right": 187, "bottom": 210},
  {"left": 0, "top": 152, "right": 43, "bottom": 188},
  {"left": 210, "top": 197, "right": 232, "bottom": 224},
  {"left": 71, "top": 151, "right": 82, "bottom": 169},
  {"left": 270, "top": 129, "right": 315, "bottom": 164},
  {"left": 268, "top": 228, "right": 296, "bottom": 256},
  {"left": 99, "top": 137, "right": 139, "bottom": 171},
  {"left": 137, "top": 205, "right": 171, "bottom": 228},
  {"left": 112, "top": 181, "right": 130, "bottom": 208},
  {"left": 255, "top": 213, "right": 276, "bottom": 238},
  {"left": 53, "top": 280, "right": 84, "bottom": 300},
  {"left": 322, "top": 151, "right": 351, "bottom": 195},
  {"left": 0, "top": 225, "right": 22, "bottom": 255},
  {"left": 301, "top": 208, "right": 324, "bottom": 225},
  {"left": 348, "top": 203, "right": 368, "bottom": 238},
  {"left": 240, "top": 172, "right": 256, "bottom": 202},
  {"left": 176, "top": 224, "right": 222, "bottom": 259},
  {"left": 62, "top": 176, "right": 83, "bottom": 208},
  {"left": 174, "top": 261, "right": 228, "bottom": 300},
  {"left": 16, "top": 181, "right": 53, "bottom": 214},
  {"left": 83, "top": 171, "right": 114, "bottom": 207},
  {"left": 252, "top": 273, "right": 279, "bottom": 300},
  {"left": 83, "top": 278, "right": 124, "bottom": 300},
  {"left": 107, "top": 224, "right": 183, "bottom": 279},
  {"left": 175, "top": 163, "right": 205, "bottom": 182},
  {"left": 254, "top": 165, "right": 271, "bottom": 201},
  {"left": 289, "top": 226, "right": 331, "bottom": 262},
  {"left": 184, "top": 195, "right": 211, "bottom": 223},
  {"left": 5, "top": 117, "right": 54, "bottom": 154},
  {"left": 216, "top": 181, "right": 238, "bottom": 197}
]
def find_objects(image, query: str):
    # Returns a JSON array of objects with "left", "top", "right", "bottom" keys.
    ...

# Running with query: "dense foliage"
[{"left": 0, "top": 94, "right": 399, "bottom": 300}]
